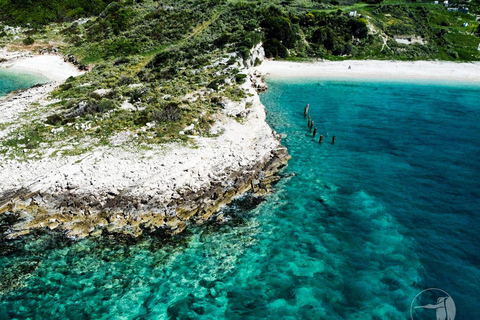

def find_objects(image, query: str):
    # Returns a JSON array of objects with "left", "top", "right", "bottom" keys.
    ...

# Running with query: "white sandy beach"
[
  {"left": 0, "top": 53, "right": 84, "bottom": 141},
  {"left": 258, "top": 60, "right": 480, "bottom": 82},
  {"left": 0, "top": 52, "right": 83, "bottom": 82}
]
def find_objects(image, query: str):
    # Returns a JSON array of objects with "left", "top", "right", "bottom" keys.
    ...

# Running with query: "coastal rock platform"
[{"left": 0, "top": 48, "right": 290, "bottom": 240}]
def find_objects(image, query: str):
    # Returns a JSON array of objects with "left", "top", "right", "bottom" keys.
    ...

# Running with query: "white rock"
[{"left": 93, "top": 88, "right": 112, "bottom": 96}]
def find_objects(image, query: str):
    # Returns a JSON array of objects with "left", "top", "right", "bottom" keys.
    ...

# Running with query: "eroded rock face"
[{"left": 1, "top": 144, "right": 289, "bottom": 240}]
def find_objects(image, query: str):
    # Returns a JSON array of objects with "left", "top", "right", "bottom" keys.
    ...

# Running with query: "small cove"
[{"left": 0, "top": 69, "right": 48, "bottom": 97}]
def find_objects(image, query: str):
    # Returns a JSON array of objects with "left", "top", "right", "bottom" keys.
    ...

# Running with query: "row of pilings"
[{"left": 304, "top": 104, "right": 335, "bottom": 144}]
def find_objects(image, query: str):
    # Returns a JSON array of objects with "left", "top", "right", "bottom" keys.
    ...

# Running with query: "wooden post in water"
[
  {"left": 313, "top": 127, "right": 317, "bottom": 137},
  {"left": 304, "top": 104, "right": 310, "bottom": 118},
  {"left": 310, "top": 121, "right": 314, "bottom": 132},
  {"left": 308, "top": 115, "right": 311, "bottom": 128},
  {"left": 332, "top": 136, "right": 336, "bottom": 144},
  {"left": 319, "top": 135, "right": 323, "bottom": 143}
]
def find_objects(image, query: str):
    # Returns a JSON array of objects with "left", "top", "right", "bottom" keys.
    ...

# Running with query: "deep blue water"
[
  {"left": 0, "top": 78, "right": 479, "bottom": 319},
  {"left": 0, "top": 70, "right": 47, "bottom": 97}
]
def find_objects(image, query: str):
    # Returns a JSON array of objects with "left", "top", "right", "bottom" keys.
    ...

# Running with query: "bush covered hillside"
[
  {"left": 0, "top": 0, "right": 111, "bottom": 25},
  {"left": 2, "top": 0, "right": 479, "bottom": 61},
  {"left": 0, "top": 0, "right": 479, "bottom": 157}
]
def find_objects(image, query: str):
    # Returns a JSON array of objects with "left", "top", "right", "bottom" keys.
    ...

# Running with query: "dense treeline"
[
  {"left": 262, "top": 10, "right": 369, "bottom": 58},
  {"left": 0, "top": 0, "right": 113, "bottom": 25},
  {"left": 2, "top": 0, "right": 478, "bottom": 61}
]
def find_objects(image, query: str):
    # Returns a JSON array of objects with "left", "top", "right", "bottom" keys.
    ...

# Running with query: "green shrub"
[
  {"left": 238, "top": 46, "right": 251, "bottom": 61},
  {"left": 23, "top": 37, "right": 34, "bottom": 45},
  {"left": 46, "top": 114, "right": 64, "bottom": 126},
  {"left": 102, "top": 38, "right": 140, "bottom": 59},
  {"left": 98, "top": 99, "right": 117, "bottom": 113},
  {"left": 235, "top": 73, "right": 247, "bottom": 84},
  {"left": 262, "top": 16, "right": 298, "bottom": 49},
  {"left": 154, "top": 103, "right": 181, "bottom": 122},
  {"left": 264, "top": 38, "right": 288, "bottom": 58},
  {"left": 0, "top": 0, "right": 111, "bottom": 25}
]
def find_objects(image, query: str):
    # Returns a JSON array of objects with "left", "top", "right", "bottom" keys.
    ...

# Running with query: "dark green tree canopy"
[{"left": 0, "top": 0, "right": 112, "bottom": 25}]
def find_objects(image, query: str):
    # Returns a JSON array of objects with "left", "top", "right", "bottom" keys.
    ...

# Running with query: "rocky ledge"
[{"left": 0, "top": 143, "right": 289, "bottom": 240}]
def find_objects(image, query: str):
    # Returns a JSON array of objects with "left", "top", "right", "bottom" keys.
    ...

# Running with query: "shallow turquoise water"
[
  {"left": 0, "top": 69, "right": 48, "bottom": 97},
  {"left": 1, "top": 78, "right": 479, "bottom": 319}
]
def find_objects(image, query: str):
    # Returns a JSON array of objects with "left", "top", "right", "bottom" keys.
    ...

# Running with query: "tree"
[
  {"left": 349, "top": 18, "right": 368, "bottom": 39},
  {"left": 262, "top": 16, "right": 298, "bottom": 49},
  {"left": 263, "top": 38, "right": 289, "bottom": 58}
]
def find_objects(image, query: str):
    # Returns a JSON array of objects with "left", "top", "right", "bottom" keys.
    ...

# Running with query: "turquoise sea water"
[
  {"left": 1, "top": 78, "right": 479, "bottom": 319},
  {"left": 0, "top": 70, "right": 47, "bottom": 97}
]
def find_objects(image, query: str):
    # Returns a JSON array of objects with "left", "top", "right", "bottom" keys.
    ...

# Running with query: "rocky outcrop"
[
  {"left": 0, "top": 144, "right": 288, "bottom": 239},
  {"left": 0, "top": 44, "right": 290, "bottom": 241},
  {"left": 64, "top": 54, "right": 89, "bottom": 71}
]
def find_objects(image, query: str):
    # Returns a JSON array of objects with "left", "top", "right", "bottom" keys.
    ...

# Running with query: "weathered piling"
[
  {"left": 313, "top": 127, "right": 317, "bottom": 137},
  {"left": 310, "top": 121, "right": 314, "bottom": 132},
  {"left": 332, "top": 136, "right": 336, "bottom": 144},
  {"left": 308, "top": 115, "right": 311, "bottom": 128},
  {"left": 304, "top": 104, "right": 310, "bottom": 118},
  {"left": 319, "top": 135, "right": 323, "bottom": 143}
]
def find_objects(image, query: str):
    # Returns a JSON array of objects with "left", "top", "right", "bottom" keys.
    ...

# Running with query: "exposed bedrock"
[{"left": 0, "top": 144, "right": 289, "bottom": 240}]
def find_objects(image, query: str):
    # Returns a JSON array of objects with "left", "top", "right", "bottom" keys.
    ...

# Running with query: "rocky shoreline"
[
  {"left": 0, "top": 46, "right": 290, "bottom": 241},
  {"left": 1, "top": 143, "right": 289, "bottom": 240}
]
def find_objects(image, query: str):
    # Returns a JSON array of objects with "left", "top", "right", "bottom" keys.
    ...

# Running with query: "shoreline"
[
  {"left": 0, "top": 46, "right": 290, "bottom": 240},
  {"left": 5, "top": 54, "right": 480, "bottom": 240},
  {"left": 0, "top": 52, "right": 83, "bottom": 83},
  {"left": 257, "top": 60, "right": 480, "bottom": 82}
]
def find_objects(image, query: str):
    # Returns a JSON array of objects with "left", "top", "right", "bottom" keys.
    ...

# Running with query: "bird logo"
[{"left": 410, "top": 288, "right": 456, "bottom": 320}]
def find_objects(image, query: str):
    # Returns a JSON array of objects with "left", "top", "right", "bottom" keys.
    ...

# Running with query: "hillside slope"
[{"left": 1, "top": 0, "right": 479, "bottom": 151}]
